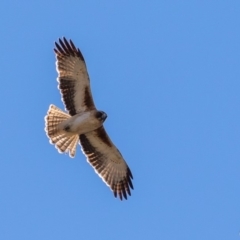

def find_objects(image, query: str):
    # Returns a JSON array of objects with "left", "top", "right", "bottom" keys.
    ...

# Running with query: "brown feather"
[
  {"left": 54, "top": 38, "right": 96, "bottom": 115},
  {"left": 79, "top": 128, "right": 133, "bottom": 200}
]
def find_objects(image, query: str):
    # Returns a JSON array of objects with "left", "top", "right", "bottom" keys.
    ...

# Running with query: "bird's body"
[
  {"left": 45, "top": 38, "right": 133, "bottom": 200},
  {"left": 58, "top": 110, "right": 106, "bottom": 134}
]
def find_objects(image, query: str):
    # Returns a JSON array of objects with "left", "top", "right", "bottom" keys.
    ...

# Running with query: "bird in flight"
[{"left": 44, "top": 37, "right": 133, "bottom": 200}]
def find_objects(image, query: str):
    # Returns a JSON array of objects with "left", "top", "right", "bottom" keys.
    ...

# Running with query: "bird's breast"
[{"left": 63, "top": 111, "right": 102, "bottom": 135}]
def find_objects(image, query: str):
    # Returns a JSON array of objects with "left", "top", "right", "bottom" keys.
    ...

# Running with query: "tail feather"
[
  {"left": 45, "top": 104, "right": 79, "bottom": 157},
  {"left": 68, "top": 136, "right": 79, "bottom": 155}
]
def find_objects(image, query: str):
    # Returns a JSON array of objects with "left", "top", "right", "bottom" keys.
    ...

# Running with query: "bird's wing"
[
  {"left": 79, "top": 127, "right": 133, "bottom": 200},
  {"left": 54, "top": 37, "right": 96, "bottom": 116}
]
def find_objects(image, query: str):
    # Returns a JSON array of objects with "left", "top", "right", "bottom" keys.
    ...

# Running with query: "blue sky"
[{"left": 1, "top": 1, "right": 240, "bottom": 239}]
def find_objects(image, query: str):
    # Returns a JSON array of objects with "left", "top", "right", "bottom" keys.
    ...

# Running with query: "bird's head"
[{"left": 95, "top": 111, "right": 107, "bottom": 123}]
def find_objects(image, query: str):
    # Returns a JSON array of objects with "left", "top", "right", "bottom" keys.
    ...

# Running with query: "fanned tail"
[{"left": 44, "top": 104, "right": 79, "bottom": 157}]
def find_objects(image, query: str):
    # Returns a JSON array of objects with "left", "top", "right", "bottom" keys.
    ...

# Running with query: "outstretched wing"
[
  {"left": 79, "top": 127, "right": 134, "bottom": 200},
  {"left": 54, "top": 37, "right": 96, "bottom": 116}
]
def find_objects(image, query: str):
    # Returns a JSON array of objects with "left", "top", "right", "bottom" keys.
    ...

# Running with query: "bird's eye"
[{"left": 95, "top": 111, "right": 103, "bottom": 119}]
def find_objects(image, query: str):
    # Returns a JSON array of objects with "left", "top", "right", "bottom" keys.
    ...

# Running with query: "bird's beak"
[{"left": 102, "top": 113, "right": 107, "bottom": 121}]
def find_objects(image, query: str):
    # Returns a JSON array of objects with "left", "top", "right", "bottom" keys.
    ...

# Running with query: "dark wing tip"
[
  {"left": 113, "top": 169, "right": 134, "bottom": 200},
  {"left": 54, "top": 37, "right": 85, "bottom": 61},
  {"left": 121, "top": 181, "right": 127, "bottom": 200},
  {"left": 127, "top": 167, "right": 133, "bottom": 179},
  {"left": 55, "top": 41, "right": 65, "bottom": 55}
]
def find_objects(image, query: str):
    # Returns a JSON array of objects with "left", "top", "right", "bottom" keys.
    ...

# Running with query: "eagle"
[{"left": 44, "top": 37, "right": 133, "bottom": 200}]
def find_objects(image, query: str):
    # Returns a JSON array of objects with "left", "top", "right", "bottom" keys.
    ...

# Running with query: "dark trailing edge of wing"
[
  {"left": 54, "top": 37, "right": 85, "bottom": 61},
  {"left": 79, "top": 131, "right": 134, "bottom": 200}
]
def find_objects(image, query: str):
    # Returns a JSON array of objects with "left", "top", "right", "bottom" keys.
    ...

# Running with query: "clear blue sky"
[{"left": 1, "top": 1, "right": 240, "bottom": 239}]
